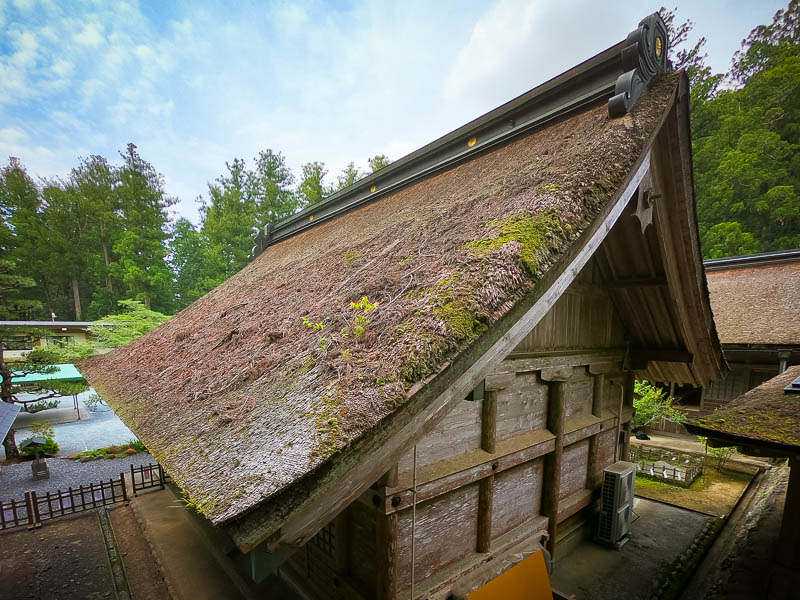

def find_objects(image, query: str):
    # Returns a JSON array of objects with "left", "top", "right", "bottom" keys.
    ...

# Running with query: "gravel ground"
[
  {"left": 0, "top": 452, "right": 155, "bottom": 502},
  {"left": 2, "top": 389, "right": 137, "bottom": 459}
]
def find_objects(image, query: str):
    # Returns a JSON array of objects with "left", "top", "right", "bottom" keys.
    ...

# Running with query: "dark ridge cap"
[
  {"left": 250, "top": 13, "right": 669, "bottom": 259},
  {"left": 704, "top": 248, "right": 800, "bottom": 271}
]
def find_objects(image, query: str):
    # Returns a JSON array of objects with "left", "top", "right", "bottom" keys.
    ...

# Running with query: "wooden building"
[
  {"left": 700, "top": 249, "right": 800, "bottom": 412},
  {"left": 685, "top": 366, "right": 800, "bottom": 598},
  {"left": 81, "top": 14, "right": 725, "bottom": 599}
]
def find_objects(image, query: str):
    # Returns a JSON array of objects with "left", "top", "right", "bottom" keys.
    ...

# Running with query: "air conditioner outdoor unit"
[{"left": 596, "top": 461, "right": 636, "bottom": 549}]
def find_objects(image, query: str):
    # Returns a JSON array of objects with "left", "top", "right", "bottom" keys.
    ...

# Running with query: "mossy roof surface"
[
  {"left": 692, "top": 365, "right": 800, "bottom": 448},
  {"left": 707, "top": 261, "right": 800, "bottom": 345},
  {"left": 80, "top": 73, "right": 679, "bottom": 525}
]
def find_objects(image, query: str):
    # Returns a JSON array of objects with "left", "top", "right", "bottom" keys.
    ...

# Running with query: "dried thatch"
[
  {"left": 707, "top": 260, "right": 800, "bottom": 345},
  {"left": 80, "top": 73, "right": 680, "bottom": 526},
  {"left": 691, "top": 365, "right": 800, "bottom": 449}
]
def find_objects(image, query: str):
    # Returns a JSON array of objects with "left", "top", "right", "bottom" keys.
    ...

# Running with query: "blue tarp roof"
[{"left": 12, "top": 363, "right": 85, "bottom": 384}]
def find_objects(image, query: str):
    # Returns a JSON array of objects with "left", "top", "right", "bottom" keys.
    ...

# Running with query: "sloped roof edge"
[
  {"left": 224, "top": 147, "right": 661, "bottom": 552},
  {"left": 251, "top": 13, "right": 669, "bottom": 257}
]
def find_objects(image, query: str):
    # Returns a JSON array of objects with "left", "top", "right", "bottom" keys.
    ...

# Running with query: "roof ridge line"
[{"left": 250, "top": 13, "right": 669, "bottom": 260}]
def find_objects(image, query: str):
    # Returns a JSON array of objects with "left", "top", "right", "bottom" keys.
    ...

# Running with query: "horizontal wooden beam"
[
  {"left": 605, "top": 276, "right": 667, "bottom": 288},
  {"left": 635, "top": 347, "right": 693, "bottom": 363}
]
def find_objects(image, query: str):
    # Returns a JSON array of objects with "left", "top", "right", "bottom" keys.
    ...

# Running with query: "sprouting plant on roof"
[
  {"left": 344, "top": 249, "right": 358, "bottom": 265},
  {"left": 350, "top": 296, "right": 378, "bottom": 339},
  {"left": 302, "top": 316, "right": 325, "bottom": 330}
]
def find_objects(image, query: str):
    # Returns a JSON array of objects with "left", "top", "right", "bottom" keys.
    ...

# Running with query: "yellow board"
[{"left": 467, "top": 550, "right": 552, "bottom": 600}]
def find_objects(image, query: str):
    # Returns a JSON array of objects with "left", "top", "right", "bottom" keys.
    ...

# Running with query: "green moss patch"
[{"left": 465, "top": 210, "right": 567, "bottom": 276}]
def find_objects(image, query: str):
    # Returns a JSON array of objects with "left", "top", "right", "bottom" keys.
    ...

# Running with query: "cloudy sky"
[{"left": 0, "top": 0, "right": 786, "bottom": 223}]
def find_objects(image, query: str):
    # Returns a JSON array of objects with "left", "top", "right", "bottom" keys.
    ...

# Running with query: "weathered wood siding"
[
  {"left": 491, "top": 458, "right": 544, "bottom": 538},
  {"left": 396, "top": 484, "right": 480, "bottom": 584},
  {"left": 353, "top": 257, "right": 635, "bottom": 599},
  {"left": 513, "top": 258, "right": 625, "bottom": 353},
  {"left": 559, "top": 440, "right": 589, "bottom": 500},
  {"left": 397, "top": 395, "right": 483, "bottom": 473},
  {"left": 496, "top": 373, "right": 549, "bottom": 441}
]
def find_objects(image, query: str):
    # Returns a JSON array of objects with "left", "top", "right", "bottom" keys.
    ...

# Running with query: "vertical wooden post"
[
  {"left": 587, "top": 373, "right": 605, "bottom": 490},
  {"left": 375, "top": 511, "right": 398, "bottom": 600},
  {"left": 622, "top": 371, "right": 635, "bottom": 460},
  {"left": 481, "top": 390, "right": 498, "bottom": 454},
  {"left": 377, "top": 463, "right": 399, "bottom": 488},
  {"left": 542, "top": 376, "right": 567, "bottom": 557},
  {"left": 477, "top": 475, "right": 494, "bottom": 553},
  {"left": 334, "top": 511, "right": 349, "bottom": 576},
  {"left": 776, "top": 457, "right": 800, "bottom": 569}
]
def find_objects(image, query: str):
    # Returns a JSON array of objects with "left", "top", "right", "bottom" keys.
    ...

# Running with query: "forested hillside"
[
  {"left": 1, "top": 3, "right": 797, "bottom": 321},
  {"left": 677, "top": 1, "right": 800, "bottom": 257}
]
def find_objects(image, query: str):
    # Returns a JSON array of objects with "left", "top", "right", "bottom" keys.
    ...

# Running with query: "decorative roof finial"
[{"left": 608, "top": 13, "right": 669, "bottom": 118}]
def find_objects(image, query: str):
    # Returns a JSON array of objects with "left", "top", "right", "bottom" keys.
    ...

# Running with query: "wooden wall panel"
[
  {"left": 513, "top": 257, "right": 626, "bottom": 353},
  {"left": 347, "top": 501, "right": 377, "bottom": 592},
  {"left": 559, "top": 439, "right": 589, "bottom": 500},
  {"left": 564, "top": 374, "right": 593, "bottom": 419},
  {"left": 396, "top": 483, "right": 479, "bottom": 587},
  {"left": 593, "top": 429, "right": 617, "bottom": 481},
  {"left": 397, "top": 398, "right": 482, "bottom": 474},
  {"left": 496, "top": 372, "right": 548, "bottom": 441},
  {"left": 491, "top": 458, "right": 544, "bottom": 539}
]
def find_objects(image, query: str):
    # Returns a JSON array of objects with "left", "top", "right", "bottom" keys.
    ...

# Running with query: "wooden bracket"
[
  {"left": 539, "top": 366, "right": 573, "bottom": 382},
  {"left": 484, "top": 372, "right": 516, "bottom": 391}
]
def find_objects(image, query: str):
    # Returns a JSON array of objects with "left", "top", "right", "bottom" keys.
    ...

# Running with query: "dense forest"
[{"left": 0, "top": 3, "right": 797, "bottom": 321}]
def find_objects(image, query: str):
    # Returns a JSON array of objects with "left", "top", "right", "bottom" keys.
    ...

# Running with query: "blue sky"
[{"left": 0, "top": 0, "right": 787, "bottom": 223}]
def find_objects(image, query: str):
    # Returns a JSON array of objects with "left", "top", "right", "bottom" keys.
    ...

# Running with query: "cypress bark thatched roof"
[
  {"left": 80, "top": 73, "right": 682, "bottom": 530},
  {"left": 688, "top": 365, "right": 800, "bottom": 451},
  {"left": 707, "top": 259, "right": 800, "bottom": 346}
]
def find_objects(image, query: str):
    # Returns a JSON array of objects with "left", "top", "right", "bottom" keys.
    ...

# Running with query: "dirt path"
[{"left": 0, "top": 505, "right": 168, "bottom": 600}]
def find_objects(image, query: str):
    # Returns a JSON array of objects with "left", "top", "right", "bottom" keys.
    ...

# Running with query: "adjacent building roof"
[
  {"left": 12, "top": 364, "right": 86, "bottom": 385},
  {"left": 0, "top": 321, "right": 114, "bottom": 328},
  {"left": 705, "top": 250, "right": 800, "bottom": 346},
  {"left": 79, "top": 15, "right": 723, "bottom": 553},
  {"left": 686, "top": 365, "right": 800, "bottom": 453}
]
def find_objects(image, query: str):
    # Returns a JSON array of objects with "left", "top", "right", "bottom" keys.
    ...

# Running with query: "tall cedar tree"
[
  {"left": 111, "top": 144, "right": 175, "bottom": 312},
  {"left": 0, "top": 160, "right": 43, "bottom": 458}
]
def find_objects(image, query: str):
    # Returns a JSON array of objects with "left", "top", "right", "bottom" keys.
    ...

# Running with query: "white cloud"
[
  {"left": 73, "top": 21, "right": 105, "bottom": 47},
  {"left": 0, "top": 0, "right": 790, "bottom": 226}
]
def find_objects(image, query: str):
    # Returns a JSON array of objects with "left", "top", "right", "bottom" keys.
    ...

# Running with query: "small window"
[{"left": 46, "top": 335, "right": 75, "bottom": 347}]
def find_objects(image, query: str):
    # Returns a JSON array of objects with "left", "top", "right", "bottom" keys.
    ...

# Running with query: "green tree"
[
  {"left": 335, "top": 162, "right": 362, "bottom": 192},
  {"left": 90, "top": 299, "right": 170, "bottom": 348},
  {"left": 248, "top": 149, "right": 298, "bottom": 224},
  {"left": 632, "top": 380, "right": 685, "bottom": 430},
  {"left": 368, "top": 154, "right": 391, "bottom": 172},
  {"left": 111, "top": 144, "right": 176, "bottom": 313},
  {"left": 0, "top": 164, "right": 43, "bottom": 457},
  {"left": 689, "top": 1, "right": 800, "bottom": 256},
  {"left": 169, "top": 217, "right": 209, "bottom": 309},
  {"left": 297, "top": 161, "right": 327, "bottom": 207}
]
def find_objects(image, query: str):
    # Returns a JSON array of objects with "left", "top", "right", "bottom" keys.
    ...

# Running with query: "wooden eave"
[
  {"left": 683, "top": 422, "right": 800, "bottom": 458},
  {"left": 593, "top": 74, "right": 726, "bottom": 388}
]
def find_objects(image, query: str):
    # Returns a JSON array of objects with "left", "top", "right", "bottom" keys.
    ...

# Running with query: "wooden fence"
[
  {"left": 1, "top": 463, "right": 169, "bottom": 533},
  {"left": 130, "top": 463, "right": 170, "bottom": 495}
]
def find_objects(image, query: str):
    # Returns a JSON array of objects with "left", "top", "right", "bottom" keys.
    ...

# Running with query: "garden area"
[{"left": 635, "top": 461, "right": 757, "bottom": 517}]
